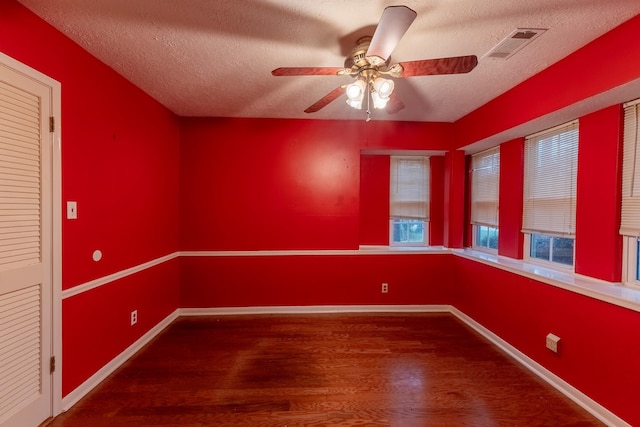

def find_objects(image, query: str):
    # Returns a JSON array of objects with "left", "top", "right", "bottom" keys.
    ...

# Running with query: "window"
[
  {"left": 390, "top": 156, "right": 429, "bottom": 246},
  {"left": 523, "top": 121, "right": 579, "bottom": 267},
  {"left": 620, "top": 99, "right": 640, "bottom": 287},
  {"left": 623, "top": 237, "right": 640, "bottom": 286},
  {"left": 528, "top": 234, "right": 575, "bottom": 266},
  {"left": 475, "top": 225, "right": 499, "bottom": 250},
  {"left": 471, "top": 147, "right": 500, "bottom": 251}
]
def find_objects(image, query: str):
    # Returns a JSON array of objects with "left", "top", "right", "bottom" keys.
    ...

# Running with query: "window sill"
[{"left": 452, "top": 248, "right": 640, "bottom": 313}]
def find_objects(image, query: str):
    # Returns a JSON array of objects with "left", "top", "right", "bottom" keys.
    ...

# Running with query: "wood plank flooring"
[{"left": 48, "top": 313, "right": 604, "bottom": 426}]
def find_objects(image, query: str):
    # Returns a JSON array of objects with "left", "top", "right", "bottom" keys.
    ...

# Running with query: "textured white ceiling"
[{"left": 17, "top": 0, "right": 640, "bottom": 122}]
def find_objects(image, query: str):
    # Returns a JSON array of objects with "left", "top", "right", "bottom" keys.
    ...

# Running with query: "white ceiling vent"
[{"left": 485, "top": 28, "right": 547, "bottom": 60}]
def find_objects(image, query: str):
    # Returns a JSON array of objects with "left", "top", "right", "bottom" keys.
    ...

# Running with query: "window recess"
[
  {"left": 522, "top": 121, "right": 578, "bottom": 267},
  {"left": 471, "top": 147, "right": 500, "bottom": 251},
  {"left": 390, "top": 156, "right": 429, "bottom": 246}
]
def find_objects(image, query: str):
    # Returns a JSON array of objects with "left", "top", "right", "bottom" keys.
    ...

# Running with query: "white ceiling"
[{"left": 17, "top": 0, "right": 640, "bottom": 123}]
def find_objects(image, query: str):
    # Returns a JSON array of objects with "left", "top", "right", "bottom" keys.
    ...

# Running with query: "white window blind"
[
  {"left": 522, "top": 121, "right": 579, "bottom": 236},
  {"left": 620, "top": 100, "right": 640, "bottom": 237},
  {"left": 390, "top": 156, "right": 429, "bottom": 220},
  {"left": 471, "top": 147, "right": 500, "bottom": 227}
]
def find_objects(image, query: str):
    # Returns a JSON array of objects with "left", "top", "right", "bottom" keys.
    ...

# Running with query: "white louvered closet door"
[{"left": 0, "top": 60, "right": 53, "bottom": 427}]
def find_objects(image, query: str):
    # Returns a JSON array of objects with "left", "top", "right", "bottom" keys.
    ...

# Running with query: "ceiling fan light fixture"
[
  {"left": 346, "top": 79, "right": 366, "bottom": 100},
  {"left": 346, "top": 78, "right": 366, "bottom": 109},
  {"left": 346, "top": 98, "right": 364, "bottom": 110},
  {"left": 371, "top": 91, "right": 389, "bottom": 109},
  {"left": 372, "top": 77, "right": 394, "bottom": 98}
]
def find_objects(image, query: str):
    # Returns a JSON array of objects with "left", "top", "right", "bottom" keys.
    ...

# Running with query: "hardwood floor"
[{"left": 49, "top": 313, "right": 604, "bottom": 426}]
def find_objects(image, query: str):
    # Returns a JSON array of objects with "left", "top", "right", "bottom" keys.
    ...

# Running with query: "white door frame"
[{"left": 0, "top": 50, "right": 63, "bottom": 420}]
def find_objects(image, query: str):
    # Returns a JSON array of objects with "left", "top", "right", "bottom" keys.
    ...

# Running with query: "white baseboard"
[
  {"left": 450, "top": 307, "right": 629, "bottom": 427},
  {"left": 178, "top": 304, "right": 452, "bottom": 316},
  {"left": 61, "top": 309, "right": 179, "bottom": 411}
]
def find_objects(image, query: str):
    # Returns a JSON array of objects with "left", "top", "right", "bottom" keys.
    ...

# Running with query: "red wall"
[
  {"left": 181, "top": 254, "right": 453, "bottom": 308},
  {"left": 429, "top": 156, "right": 445, "bottom": 246},
  {"left": 359, "top": 120, "right": 453, "bottom": 151},
  {"left": 444, "top": 150, "right": 466, "bottom": 248},
  {"left": 452, "top": 257, "right": 640, "bottom": 426},
  {"left": 180, "top": 117, "right": 453, "bottom": 251},
  {"left": 360, "top": 155, "right": 390, "bottom": 245},
  {"left": 463, "top": 154, "right": 473, "bottom": 247},
  {"left": 0, "top": 0, "right": 181, "bottom": 397},
  {"left": 575, "top": 106, "right": 623, "bottom": 281},
  {"left": 179, "top": 117, "right": 361, "bottom": 250},
  {"left": 62, "top": 259, "right": 179, "bottom": 395},
  {"left": 498, "top": 138, "right": 525, "bottom": 259}
]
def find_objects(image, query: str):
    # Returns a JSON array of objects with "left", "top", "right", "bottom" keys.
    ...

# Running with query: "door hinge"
[
  {"left": 50, "top": 356, "right": 56, "bottom": 374},
  {"left": 49, "top": 116, "right": 55, "bottom": 133}
]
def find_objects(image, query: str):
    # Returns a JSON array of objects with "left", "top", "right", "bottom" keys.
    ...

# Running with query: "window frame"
[
  {"left": 389, "top": 218, "right": 429, "bottom": 247},
  {"left": 620, "top": 99, "right": 640, "bottom": 288},
  {"left": 622, "top": 236, "right": 640, "bottom": 287},
  {"left": 522, "top": 120, "right": 579, "bottom": 270},
  {"left": 523, "top": 233, "right": 576, "bottom": 270},
  {"left": 470, "top": 147, "right": 500, "bottom": 253},
  {"left": 389, "top": 156, "right": 430, "bottom": 247},
  {"left": 472, "top": 224, "right": 499, "bottom": 253}
]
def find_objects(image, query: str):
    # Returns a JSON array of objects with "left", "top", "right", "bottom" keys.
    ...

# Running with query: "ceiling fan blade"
[
  {"left": 272, "top": 67, "right": 347, "bottom": 76},
  {"left": 366, "top": 6, "right": 417, "bottom": 66},
  {"left": 386, "top": 92, "right": 405, "bottom": 115},
  {"left": 304, "top": 86, "right": 345, "bottom": 113},
  {"left": 399, "top": 55, "right": 478, "bottom": 77}
]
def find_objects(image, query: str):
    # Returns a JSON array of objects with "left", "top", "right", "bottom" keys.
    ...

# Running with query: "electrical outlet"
[
  {"left": 381, "top": 283, "right": 388, "bottom": 293},
  {"left": 546, "top": 333, "right": 560, "bottom": 353},
  {"left": 130, "top": 310, "right": 138, "bottom": 326}
]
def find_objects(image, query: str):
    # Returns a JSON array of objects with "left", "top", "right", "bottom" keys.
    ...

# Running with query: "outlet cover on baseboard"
[{"left": 546, "top": 333, "right": 560, "bottom": 353}]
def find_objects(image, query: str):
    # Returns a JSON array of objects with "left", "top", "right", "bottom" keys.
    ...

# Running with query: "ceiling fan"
[{"left": 271, "top": 5, "right": 478, "bottom": 119}]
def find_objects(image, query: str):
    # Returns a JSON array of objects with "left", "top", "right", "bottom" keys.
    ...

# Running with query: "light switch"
[{"left": 67, "top": 201, "right": 77, "bottom": 219}]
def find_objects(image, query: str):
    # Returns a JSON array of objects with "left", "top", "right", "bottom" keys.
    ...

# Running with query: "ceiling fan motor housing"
[{"left": 344, "top": 36, "right": 390, "bottom": 70}]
